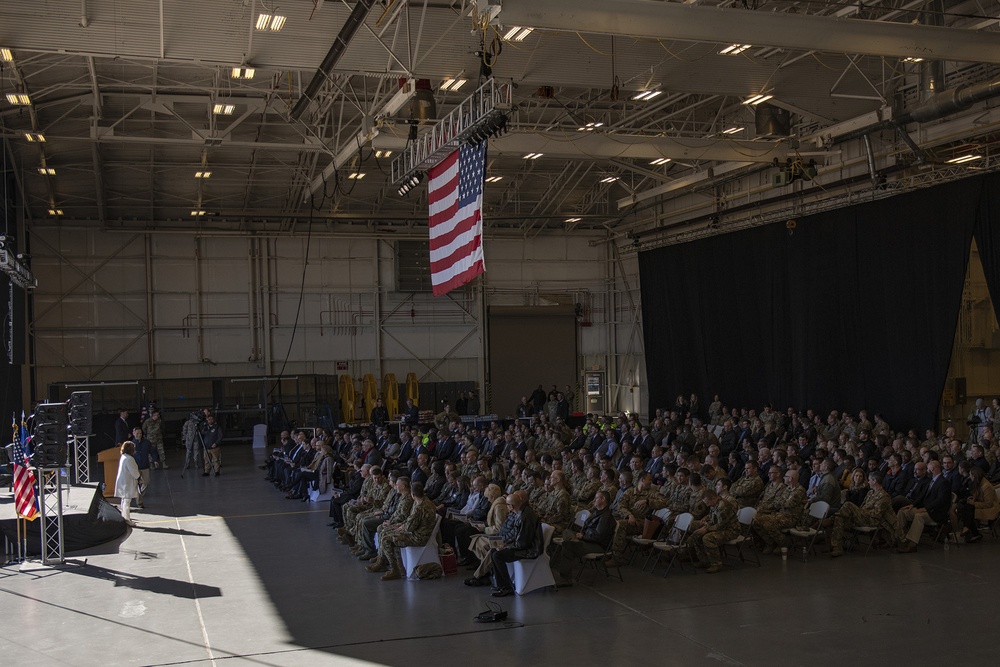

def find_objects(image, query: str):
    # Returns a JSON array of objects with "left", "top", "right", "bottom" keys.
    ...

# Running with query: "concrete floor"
[{"left": 1, "top": 445, "right": 996, "bottom": 666}]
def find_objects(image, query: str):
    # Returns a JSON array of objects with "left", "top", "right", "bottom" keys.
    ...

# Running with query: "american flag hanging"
[
  {"left": 427, "top": 142, "right": 486, "bottom": 296},
  {"left": 12, "top": 412, "right": 38, "bottom": 520}
]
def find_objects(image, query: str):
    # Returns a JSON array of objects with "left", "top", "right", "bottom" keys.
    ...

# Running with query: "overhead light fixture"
[
  {"left": 24, "top": 133, "right": 45, "bottom": 142},
  {"left": 503, "top": 26, "right": 533, "bottom": 41},
  {"left": 37, "top": 167, "right": 56, "bottom": 175},
  {"left": 720, "top": 44, "right": 752, "bottom": 55},
  {"left": 485, "top": 175, "right": 503, "bottom": 183},
  {"left": 375, "top": 150, "right": 393, "bottom": 158},
  {"left": 946, "top": 154, "right": 982, "bottom": 164},
  {"left": 650, "top": 158, "right": 671, "bottom": 166},
  {"left": 48, "top": 208, "right": 63, "bottom": 216},
  {"left": 632, "top": 90, "right": 663, "bottom": 101},
  {"left": 191, "top": 209, "right": 207, "bottom": 216},
  {"left": 396, "top": 172, "right": 425, "bottom": 196},
  {"left": 522, "top": 152, "right": 543, "bottom": 160},
  {"left": 743, "top": 94, "right": 773, "bottom": 106},
  {"left": 0, "top": 48, "right": 13, "bottom": 62},
  {"left": 348, "top": 172, "right": 365, "bottom": 180},
  {"left": 231, "top": 66, "right": 256, "bottom": 80},
  {"left": 564, "top": 217, "right": 581, "bottom": 223},
  {"left": 6, "top": 93, "right": 30, "bottom": 105},
  {"left": 722, "top": 127, "right": 743, "bottom": 135},
  {"left": 578, "top": 121, "right": 604, "bottom": 132},
  {"left": 903, "top": 57, "right": 924, "bottom": 63},
  {"left": 213, "top": 104, "right": 235, "bottom": 115},
  {"left": 256, "top": 13, "right": 286, "bottom": 32},
  {"left": 195, "top": 171, "right": 212, "bottom": 179},
  {"left": 600, "top": 176, "right": 618, "bottom": 183},
  {"left": 440, "top": 78, "right": 468, "bottom": 92}
]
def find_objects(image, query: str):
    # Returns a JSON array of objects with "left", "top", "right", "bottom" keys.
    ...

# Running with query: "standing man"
[
  {"left": 115, "top": 408, "right": 131, "bottom": 445},
  {"left": 131, "top": 427, "right": 158, "bottom": 509},
  {"left": 143, "top": 408, "right": 168, "bottom": 469},
  {"left": 201, "top": 413, "right": 224, "bottom": 477},
  {"left": 182, "top": 411, "right": 203, "bottom": 473}
]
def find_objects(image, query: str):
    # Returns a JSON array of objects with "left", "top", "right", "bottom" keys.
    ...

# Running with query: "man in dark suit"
[
  {"left": 402, "top": 398, "right": 420, "bottom": 427},
  {"left": 896, "top": 460, "right": 952, "bottom": 552},
  {"left": 115, "top": 409, "right": 132, "bottom": 445},
  {"left": 490, "top": 490, "right": 543, "bottom": 597},
  {"left": 435, "top": 431, "right": 457, "bottom": 463},
  {"left": 329, "top": 462, "right": 366, "bottom": 528},
  {"left": 892, "top": 460, "right": 929, "bottom": 511}
]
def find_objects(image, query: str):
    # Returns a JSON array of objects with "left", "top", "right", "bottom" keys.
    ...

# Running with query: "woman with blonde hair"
[
  {"left": 115, "top": 441, "right": 140, "bottom": 525},
  {"left": 461, "top": 483, "right": 512, "bottom": 579}
]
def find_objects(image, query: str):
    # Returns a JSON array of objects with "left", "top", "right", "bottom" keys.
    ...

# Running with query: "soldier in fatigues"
[
  {"left": 690, "top": 489, "right": 740, "bottom": 573},
  {"left": 752, "top": 469, "right": 807, "bottom": 553},
  {"left": 143, "top": 409, "right": 168, "bottom": 468},
  {"left": 351, "top": 471, "right": 403, "bottom": 559},
  {"left": 538, "top": 471, "right": 575, "bottom": 537},
  {"left": 606, "top": 472, "right": 665, "bottom": 564},
  {"left": 341, "top": 468, "right": 390, "bottom": 541},
  {"left": 181, "top": 411, "right": 203, "bottom": 472},
  {"left": 829, "top": 471, "right": 896, "bottom": 556},
  {"left": 730, "top": 460, "right": 764, "bottom": 508},
  {"left": 369, "top": 482, "right": 439, "bottom": 580},
  {"left": 363, "top": 477, "right": 415, "bottom": 561}
]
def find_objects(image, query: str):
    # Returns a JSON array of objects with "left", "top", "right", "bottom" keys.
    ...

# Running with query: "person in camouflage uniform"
[
  {"left": 572, "top": 465, "right": 601, "bottom": 511},
  {"left": 368, "top": 481, "right": 439, "bottom": 580},
  {"left": 689, "top": 489, "right": 740, "bottom": 573},
  {"left": 351, "top": 471, "right": 403, "bottom": 559},
  {"left": 606, "top": 472, "right": 665, "bottom": 563},
  {"left": 752, "top": 468, "right": 807, "bottom": 553},
  {"left": 829, "top": 471, "right": 895, "bottom": 556},
  {"left": 731, "top": 460, "right": 765, "bottom": 508},
  {"left": 538, "top": 471, "right": 574, "bottom": 536},
  {"left": 366, "top": 477, "right": 415, "bottom": 561},
  {"left": 181, "top": 410, "right": 203, "bottom": 472},
  {"left": 142, "top": 408, "right": 168, "bottom": 469},
  {"left": 756, "top": 466, "right": 786, "bottom": 513},
  {"left": 338, "top": 467, "right": 389, "bottom": 543}
]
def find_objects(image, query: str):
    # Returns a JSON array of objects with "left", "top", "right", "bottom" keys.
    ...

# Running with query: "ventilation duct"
[{"left": 755, "top": 104, "right": 790, "bottom": 137}]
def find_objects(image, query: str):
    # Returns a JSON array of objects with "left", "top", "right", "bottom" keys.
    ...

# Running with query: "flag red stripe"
[
  {"left": 429, "top": 211, "right": 478, "bottom": 251},
  {"left": 429, "top": 235, "right": 482, "bottom": 274},
  {"left": 432, "top": 261, "right": 485, "bottom": 296}
]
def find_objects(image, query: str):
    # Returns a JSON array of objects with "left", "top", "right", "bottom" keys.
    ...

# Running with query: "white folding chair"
[
  {"left": 552, "top": 510, "right": 590, "bottom": 547},
  {"left": 507, "top": 523, "right": 556, "bottom": 595},
  {"left": 784, "top": 501, "right": 829, "bottom": 561},
  {"left": 400, "top": 514, "right": 442, "bottom": 579},
  {"left": 630, "top": 507, "right": 672, "bottom": 568},
  {"left": 650, "top": 512, "right": 693, "bottom": 577},
  {"left": 722, "top": 506, "right": 760, "bottom": 567}
]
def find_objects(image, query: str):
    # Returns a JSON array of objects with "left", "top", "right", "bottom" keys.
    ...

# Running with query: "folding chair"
[
  {"left": 847, "top": 525, "right": 887, "bottom": 557},
  {"left": 649, "top": 512, "right": 693, "bottom": 577},
  {"left": 922, "top": 493, "right": 958, "bottom": 548},
  {"left": 784, "top": 501, "right": 829, "bottom": 561},
  {"left": 630, "top": 507, "right": 672, "bottom": 569},
  {"left": 400, "top": 514, "right": 442, "bottom": 579},
  {"left": 552, "top": 510, "right": 590, "bottom": 548},
  {"left": 722, "top": 506, "right": 760, "bottom": 566}
]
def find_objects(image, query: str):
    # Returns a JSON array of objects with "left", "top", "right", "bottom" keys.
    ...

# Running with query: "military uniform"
[
  {"left": 143, "top": 416, "right": 168, "bottom": 468},
  {"left": 608, "top": 486, "right": 665, "bottom": 558},
  {"left": 372, "top": 493, "right": 414, "bottom": 558},
  {"left": 830, "top": 485, "right": 895, "bottom": 554},
  {"left": 756, "top": 481, "right": 785, "bottom": 513},
  {"left": 528, "top": 485, "right": 548, "bottom": 510},
  {"left": 352, "top": 488, "right": 401, "bottom": 550},
  {"left": 540, "top": 486, "right": 574, "bottom": 534},
  {"left": 690, "top": 497, "right": 740, "bottom": 571},
  {"left": 753, "top": 485, "right": 807, "bottom": 550},
  {"left": 572, "top": 478, "right": 600, "bottom": 510},
  {"left": 344, "top": 478, "right": 390, "bottom": 534},
  {"left": 377, "top": 497, "right": 439, "bottom": 576},
  {"left": 731, "top": 475, "right": 764, "bottom": 508}
]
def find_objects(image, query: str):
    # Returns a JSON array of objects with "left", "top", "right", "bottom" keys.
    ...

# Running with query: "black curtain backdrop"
[{"left": 639, "top": 176, "right": 990, "bottom": 431}]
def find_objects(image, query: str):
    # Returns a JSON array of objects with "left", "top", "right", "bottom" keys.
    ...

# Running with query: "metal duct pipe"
[
  {"left": 79, "top": 0, "right": 89, "bottom": 27},
  {"left": 290, "top": 0, "right": 378, "bottom": 121},
  {"left": 862, "top": 134, "right": 879, "bottom": 188},
  {"left": 919, "top": 1, "right": 946, "bottom": 103}
]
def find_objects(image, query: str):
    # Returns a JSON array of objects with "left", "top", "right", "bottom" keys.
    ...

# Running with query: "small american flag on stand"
[
  {"left": 427, "top": 142, "right": 486, "bottom": 296},
  {"left": 12, "top": 412, "right": 38, "bottom": 520}
]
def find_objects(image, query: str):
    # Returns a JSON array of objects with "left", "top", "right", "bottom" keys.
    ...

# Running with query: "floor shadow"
[
  {"left": 60, "top": 561, "right": 223, "bottom": 600},
  {"left": 135, "top": 525, "right": 212, "bottom": 537}
]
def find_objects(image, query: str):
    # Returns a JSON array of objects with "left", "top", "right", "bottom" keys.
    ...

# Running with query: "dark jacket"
[
  {"left": 920, "top": 475, "right": 953, "bottom": 523},
  {"left": 507, "top": 506, "right": 544, "bottom": 559},
  {"left": 580, "top": 506, "right": 615, "bottom": 549}
]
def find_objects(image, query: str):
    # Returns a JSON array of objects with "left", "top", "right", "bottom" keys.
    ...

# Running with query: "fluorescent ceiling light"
[
  {"left": 650, "top": 158, "right": 671, "bottom": 166},
  {"left": 24, "top": 133, "right": 45, "bottom": 142},
  {"left": 522, "top": 153, "right": 543, "bottom": 160},
  {"left": 191, "top": 210, "right": 207, "bottom": 216},
  {"left": 504, "top": 26, "right": 533, "bottom": 41},
  {"left": 903, "top": 57, "right": 924, "bottom": 63},
  {"left": 600, "top": 176, "right": 618, "bottom": 183},
  {"left": 946, "top": 154, "right": 981, "bottom": 164},
  {"left": 632, "top": 90, "right": 663, "bottom": 101},
  {"left": 485, "top": 175, "right": 503, "bottom": 183},
  {"left": 213, "top": 104, "right": 235, "bottom": 115},
  {"left": 256, "top": 13, "right": 286, "bottom": 31},
  {"left": 231, "top": 67, "right": 256, "bottom": 80},
  {"left": 6, "top": 93, "right": 30, "bottom": 105},
  {"left": 743, "top": 94, "right": 773, "bottom": 106},
  {"left": 565, "top": 217, "right": 581, "bottom": 223},
  {"left": 722, "top": 127, "right": 742, "bottom": 134},
  {"left": 578, "top": 121, "right": 604, "bottom": 132},
  {"left": 440, "top": 78, "right": 468, "bottom": 92},
  {"left": 37, "top": 167, "right": 56, "bottom": 175},
  {"left": 195, "top": 171, "right": 212, "bottom": 179},
  {"left": 0, "top": 48, "right": 13, "bottom": 62},
  {"left": 348, "top": 172, "right": 366, "bottom": 180},
  {"left": 720, "top": 44, "right": 753, "bottom": 55},
  {"left": 375, "top": 150, "right": 393, "bottom": 158},
  {"left": 48, "top": 208, "right": 63, "bottom": 216}
]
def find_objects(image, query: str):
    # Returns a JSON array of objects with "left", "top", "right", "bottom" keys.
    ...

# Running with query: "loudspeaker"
[
  {"left": 32, "top": 402, "right": 68, "bottom": 466},
  {"left": 955, "top": 377, "right": 967, "bottom": 405},
  {"left": 69, "top": 391, "right": 93, "bottom": 437}
]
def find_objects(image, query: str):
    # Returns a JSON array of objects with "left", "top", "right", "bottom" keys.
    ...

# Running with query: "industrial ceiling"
[{"left": 3, "top": 0, "right": 1000, "bottom": 248}]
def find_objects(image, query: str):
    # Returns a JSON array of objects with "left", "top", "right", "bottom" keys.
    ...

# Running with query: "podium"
[{"left": 97, "top": 447, "right": 121, "bottom": 497}]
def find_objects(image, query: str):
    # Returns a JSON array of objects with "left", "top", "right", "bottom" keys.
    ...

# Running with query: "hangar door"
[{"left": 488, "top": 305, "right": 577, "bottom": 420}]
